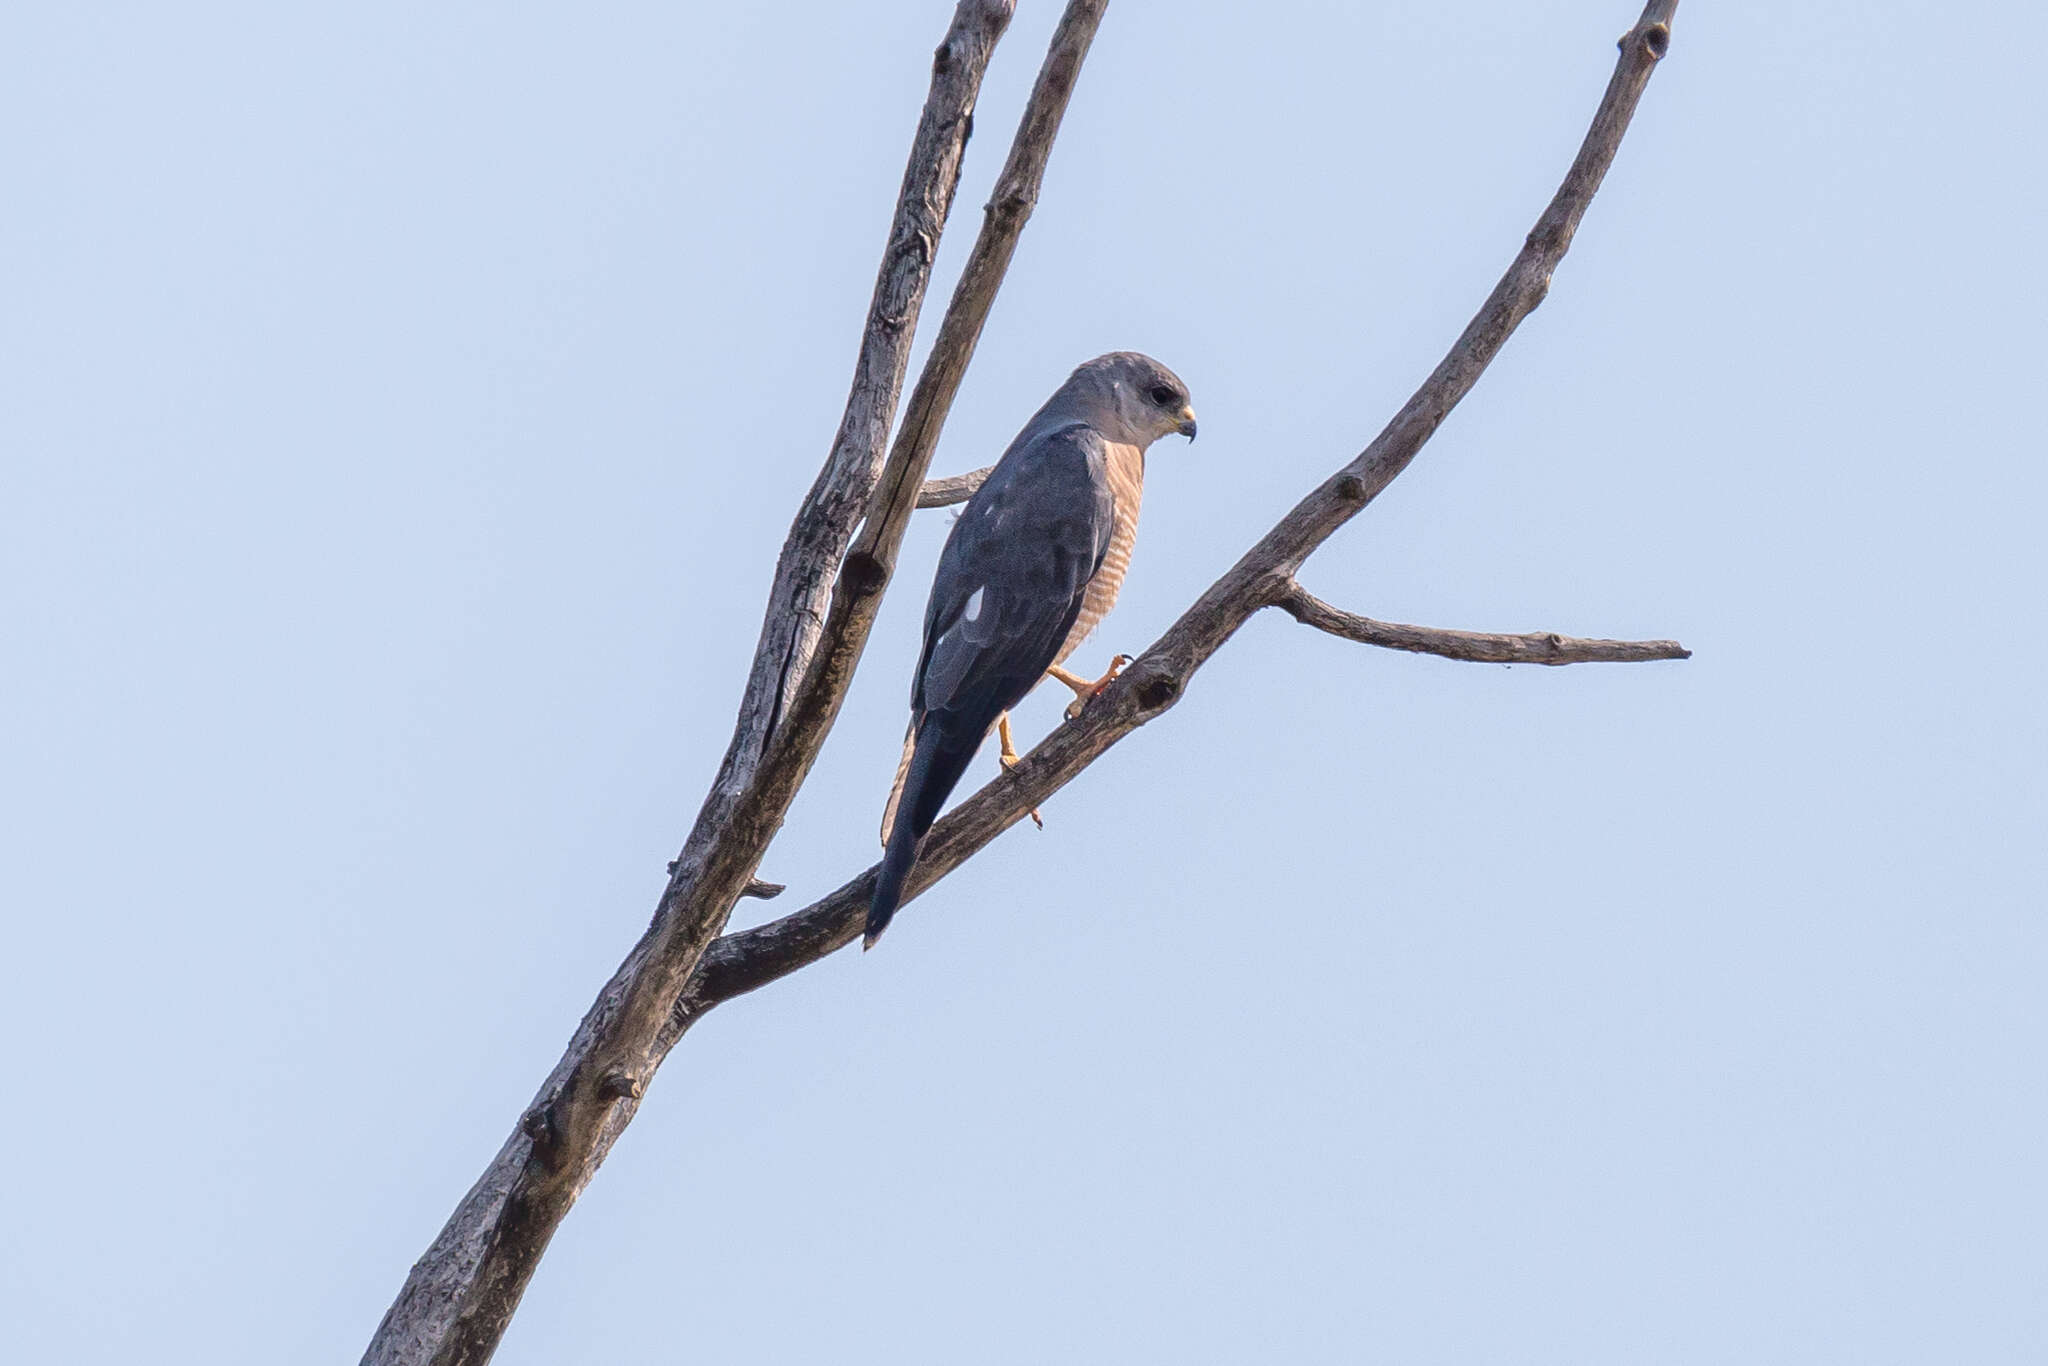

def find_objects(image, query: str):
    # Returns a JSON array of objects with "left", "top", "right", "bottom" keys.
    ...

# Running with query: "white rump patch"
[{"left": 963, "top": 587, "right": 985, "bottom": 622}]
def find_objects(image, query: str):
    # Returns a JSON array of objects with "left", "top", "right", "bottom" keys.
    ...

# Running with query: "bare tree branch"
[
  {"left": 363, "top": 4, "right": 1123, "bottom": 1362},
  {"left": 1276, "top": 582, "right": 1689, "bottom": 665},
  {"left": 669, "top": 0, "right": 1683, "bottom": 1028},
  {"left": 917, "top": 464, "right": 994, "bottom": 507},
  {"left": 362, "top": 3, "right": 1022, "bottom": 1361},
  {"left": 369, "top": 2, "right": 1684, "bottom": 1361},
  {"left": 767, "top": 0, "right": 1111, "bottom": 784}
]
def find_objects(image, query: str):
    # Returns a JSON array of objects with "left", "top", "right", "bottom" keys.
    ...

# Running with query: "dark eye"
[{"left": 1145, "top": 384, "right": 1179, "bottom": 407}]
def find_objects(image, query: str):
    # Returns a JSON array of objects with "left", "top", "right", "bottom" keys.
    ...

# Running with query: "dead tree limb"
[
  {"left": 917, "top": 464, "right": 995, "bottom": 506},
  {"left": 750, "top": 0, "right": 1110, "bottom": 833},
  {"left": 1277, "top": 582, "right": 1690, "bottom": 665},
  {"left": 362, "top": 2, "right": 1047, "bottom": 1361},
  {"left": 367, "top": 2, "right": 1683, "bottom": 1362},
  {"left": 668, "top": 0, "right": 1683, "bottom": 1025}
]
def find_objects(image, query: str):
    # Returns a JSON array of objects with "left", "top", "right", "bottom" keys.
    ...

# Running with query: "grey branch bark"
[
  {"left": 664, "top": 0, "right": 1683, "bottom": 1027},
  {"left": 752, "top": 0, "right": 1109, "bottom": 818},
  {"left": 362, "top": 3, "right": 1031, "bottom": 1362},
  {"left": 1276, "top": 582, "right": 1689, "bottom": 665},
  {"left": 917, "top": 464, "right": 994, "bottom": 506},
  {"left": 368, "top": 3, "right": 1682, "bottom": 1362}
]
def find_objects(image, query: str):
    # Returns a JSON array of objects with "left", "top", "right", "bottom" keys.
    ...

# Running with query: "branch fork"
[{"left": 365, "top": 4, "right": 1685, "bottom": 1362}]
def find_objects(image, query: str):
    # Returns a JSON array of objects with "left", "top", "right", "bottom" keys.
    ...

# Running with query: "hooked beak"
[{"left": 1176, "top": 406, "right": 1198, "bottom": 441}]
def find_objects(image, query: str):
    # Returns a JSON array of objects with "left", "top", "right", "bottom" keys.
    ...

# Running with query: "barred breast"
[{"left": 1056, "top": 440, "right": 1144, "bottom": 665}]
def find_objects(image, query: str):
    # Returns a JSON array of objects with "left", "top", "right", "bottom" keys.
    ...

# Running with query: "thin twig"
[
  {"left": 1276, "top": 582, "right": 1689, "bottom": 665},
  {"left": 670, "top": 0, "right": 1684, "bottom": 1027},
  {"left": 917, "top": 465, "right": 994, "bottom": 508}
]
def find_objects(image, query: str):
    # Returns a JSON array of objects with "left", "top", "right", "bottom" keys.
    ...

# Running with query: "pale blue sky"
[{"left": 5, "top": 2, "right": 2044, "bottom": 1362}]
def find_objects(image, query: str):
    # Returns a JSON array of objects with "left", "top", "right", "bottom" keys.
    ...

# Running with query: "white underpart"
[{"left": 963, "top": 586, "right": 984, "bottom": 622}]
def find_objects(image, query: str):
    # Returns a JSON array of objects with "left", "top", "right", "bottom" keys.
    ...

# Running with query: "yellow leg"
[
  {"left": 997, "top": 713, "right": 1042, "bottom": 829},
  {"left": 1047, "top": 655, "right": 1131, "bottom": 719}
]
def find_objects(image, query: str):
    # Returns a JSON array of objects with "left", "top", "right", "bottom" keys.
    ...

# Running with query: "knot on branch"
[
  {"left": 886, "top": 225, "right": 936, "bottom": 276},
  {"left": 520, "top": 1100, "right": 563, "bottom": 1172},
  {"left": 986, "top": 186, "right": 1036, "bottom": 227},
  {"left": 840, "top": 551, "right": 888, "bottom": 599},
  {"left": 599, "top": 1071, "right": 644, "bottom": 1101},
  {"left": 1638, "top": 23, "right": 1670, "bottom": 59},
  {"left": 1525, "top": 222, "right": 1565, "bottom": 258}
]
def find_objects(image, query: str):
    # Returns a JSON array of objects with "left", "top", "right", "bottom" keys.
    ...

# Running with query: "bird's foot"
[
  {"left": 997, "top": 713, "right": 1043, "bottom": 829},
  {"left": 1050, "top": 655, "right": 1130, "bottom": 720}
]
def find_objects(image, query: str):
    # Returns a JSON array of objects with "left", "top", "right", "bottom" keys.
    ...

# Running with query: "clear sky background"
[{"left": 5, "top": 2, "right": 2044, "bottom": 1362}]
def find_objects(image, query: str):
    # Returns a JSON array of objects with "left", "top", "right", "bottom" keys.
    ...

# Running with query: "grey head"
[{"left": 1025, "top": 351, "right": 1198, "bottom": 448}]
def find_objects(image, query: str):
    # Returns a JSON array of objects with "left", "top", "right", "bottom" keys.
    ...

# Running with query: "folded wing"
[{"left": 866, "top": 423, "right": 1116, "bottom": 942}]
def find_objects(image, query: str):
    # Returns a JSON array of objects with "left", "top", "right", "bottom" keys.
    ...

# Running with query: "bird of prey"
[{"left": 865, "top": 352, "right": 1197, "bottom": 948}]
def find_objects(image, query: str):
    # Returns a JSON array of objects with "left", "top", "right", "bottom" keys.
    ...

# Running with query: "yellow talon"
[
  {"left": 1049, "top": 654, "right": 1130, "bottom": 720},
  {"left": 997, "top": 713, "right": 1042, "bottom": 829}
]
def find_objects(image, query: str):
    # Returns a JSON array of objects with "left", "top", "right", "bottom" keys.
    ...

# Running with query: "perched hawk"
[{"left": 865, "top": 352, "right": 1197, "bottom": 947}]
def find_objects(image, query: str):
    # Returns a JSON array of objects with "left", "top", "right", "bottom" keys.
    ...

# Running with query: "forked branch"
[
  {"left": 670, "top": 0, "right": 1685, "bottom": 1025},
  {"left": 361, "top": 2, "right": 1089, "bottom": 1361},
  {"left": 368, "top": 2, "right": 1685, "bottom": 1362}
]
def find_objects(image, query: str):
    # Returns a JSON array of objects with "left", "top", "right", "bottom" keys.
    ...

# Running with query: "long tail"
[
  {"left": 867, "top": 812, "right": 920, "bottom": 950},
  {"left": 865, "top": 724, "right": 978, "bottom": 949}
]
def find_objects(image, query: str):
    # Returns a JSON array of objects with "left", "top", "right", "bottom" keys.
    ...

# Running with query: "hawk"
[{"left": 865, "top": 352, "right": 1197, "bottom": 947}]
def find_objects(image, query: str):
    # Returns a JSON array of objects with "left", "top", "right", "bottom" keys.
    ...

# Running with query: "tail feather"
[
  {"left": 866, "top": 816, "right": 920, "bottom": 950},
  {"left": 864, "top": 723, "right": 981, "bottom": 949}
]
